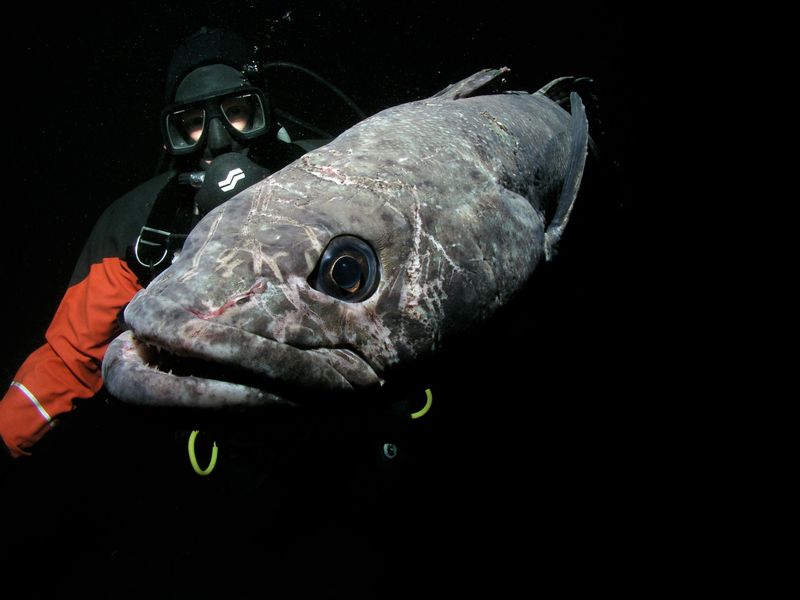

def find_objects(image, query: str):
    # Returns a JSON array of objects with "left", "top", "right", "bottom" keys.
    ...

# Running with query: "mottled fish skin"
[{"left": 102, "top": 68, "right": 588, "bottom": 407}]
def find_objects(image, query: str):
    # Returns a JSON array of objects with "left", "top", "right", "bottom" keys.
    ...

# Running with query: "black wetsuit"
[{"left": 0, "top": 137, "right": 304, "bottom": 458}]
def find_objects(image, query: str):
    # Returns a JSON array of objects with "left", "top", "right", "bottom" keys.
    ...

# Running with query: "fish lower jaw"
[
  {"left": 102, "top": 330, "right": 380, "bottom": 409},
  {"left": 100, "top": 330, "right": 292, "bottom": 408}
]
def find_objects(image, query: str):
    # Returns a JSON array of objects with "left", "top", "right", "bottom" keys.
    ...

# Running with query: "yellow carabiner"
[
  {"left": 188, "top": 430, "right": 218, "bottom": 476},
  {"left": 411, "top": 388, "right": 433, "bottom": 419}
]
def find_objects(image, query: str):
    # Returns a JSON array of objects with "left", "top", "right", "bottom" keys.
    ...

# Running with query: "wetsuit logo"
[{"left": 218, "top": 168, "right": 245, "bottom": 192}]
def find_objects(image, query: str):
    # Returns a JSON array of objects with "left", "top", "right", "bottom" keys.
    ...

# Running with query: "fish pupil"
[{"left": 331, "top": 255, "right": 362, "bottom": 292}]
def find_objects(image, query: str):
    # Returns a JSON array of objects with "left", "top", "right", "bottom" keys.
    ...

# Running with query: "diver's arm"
[
  {"left": 0, "top": 174, "right": 169, "bottom": 457},
  {"left": 0, "top": 257, "right": 141, "bottom": 457}
]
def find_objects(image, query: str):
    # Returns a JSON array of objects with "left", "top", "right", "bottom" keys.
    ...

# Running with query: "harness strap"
[{"left": 127, "top": 173, "right": 199, "bottom": 286}]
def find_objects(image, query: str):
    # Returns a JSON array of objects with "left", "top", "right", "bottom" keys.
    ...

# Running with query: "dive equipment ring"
[
  {"left": 188, "top": 430, "right": 218, "bottom": 476},
  {"left": 411, "top": 388, "right": 433, "bottom": 420},
  {"left": 134, "top": 226, "right": 171, "bottom": 268}
]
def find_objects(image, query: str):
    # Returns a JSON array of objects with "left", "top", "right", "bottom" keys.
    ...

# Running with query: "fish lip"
[
  {"left": 129, "top": 294, "right": 383, "bottom": 389},
  {"left": 102, "top": 330, "right": 295, "bottom": 408},
  {"left": 103, "top": 307, "right": 384, "bottom": 408}
]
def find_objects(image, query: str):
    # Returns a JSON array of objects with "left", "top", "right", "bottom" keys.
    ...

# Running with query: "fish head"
[{"left": 105, "top": 105, "right": 545, "bottom": 408}]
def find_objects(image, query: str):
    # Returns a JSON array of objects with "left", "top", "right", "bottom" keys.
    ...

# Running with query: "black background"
[{"left": 2, "top": 2, "right": 659, "bottom": 597}]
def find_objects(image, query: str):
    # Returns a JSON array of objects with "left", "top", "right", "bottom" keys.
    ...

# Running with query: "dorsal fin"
[
  {"left": 537, "top": 76, "right": 595, "bottom": 110},
  {"left": 544, "top": 92, "right": 589, "bottom": 261},
  {"left": 539, "top": 75, "right": 602, "bottom": 169},
  {"left": 431, "top": 67, "right": 510, "bottom": 100}
]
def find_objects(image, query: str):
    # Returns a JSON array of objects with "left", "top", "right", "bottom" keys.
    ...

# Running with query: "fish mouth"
[
  {"left": 102, "top": 325, "right": 384, "bottom": 409},
  {"left": 102, "top": 330, "right": 285, "bottom": 408}
]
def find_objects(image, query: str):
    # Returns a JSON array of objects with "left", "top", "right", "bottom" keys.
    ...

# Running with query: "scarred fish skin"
[{"left": 102, "top": 68, "right": 589, "bottom": 408}]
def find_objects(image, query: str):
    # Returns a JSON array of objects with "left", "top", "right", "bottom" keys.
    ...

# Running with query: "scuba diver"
[
  {"left": 0, "top": 27, "right": 434, "bottom": 595},
  {"left": 0, "top": 26, "right": 328, "bottom": 459}
]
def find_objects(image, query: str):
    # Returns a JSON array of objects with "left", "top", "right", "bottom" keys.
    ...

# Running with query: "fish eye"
[{"left": 309, "top": 236, "right": 380, "bottom": 302}]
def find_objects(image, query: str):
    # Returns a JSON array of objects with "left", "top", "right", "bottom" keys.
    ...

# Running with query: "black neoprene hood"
[
  {"left": 164, "top": 27, "right": 256, "bottom": 104},
  {"left": 173, "top": 64, "right": 250, "bottom": 103}
]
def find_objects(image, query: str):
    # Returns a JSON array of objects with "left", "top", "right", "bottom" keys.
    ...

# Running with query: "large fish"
[{"left": 102, "top": 68, "right": 589, "bottom": 408}]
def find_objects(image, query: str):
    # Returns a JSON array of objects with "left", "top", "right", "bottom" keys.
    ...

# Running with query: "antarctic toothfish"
[{"left": 102, "top": 68, "right": 589, "bottom": 408}]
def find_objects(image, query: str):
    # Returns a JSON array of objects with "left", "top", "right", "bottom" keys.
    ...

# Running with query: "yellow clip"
[
  {"left": 411, "top": 388, "right": 433, "bottom": 419},
  {"left": 188, "top": 430, "right": 218, "bottom": 476}
]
